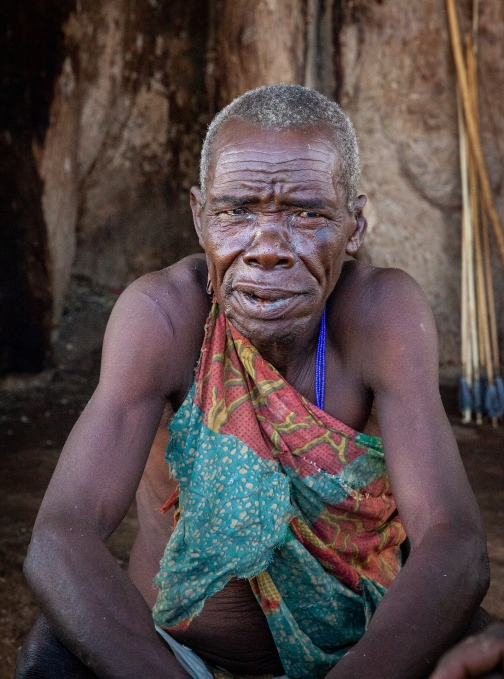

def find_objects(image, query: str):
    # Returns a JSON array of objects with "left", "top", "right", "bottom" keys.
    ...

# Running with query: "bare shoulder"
[
  {"left": 110, "top": 254, "right": 210, "bottom": 345},
  {"left": 99, "top": 254, "right": 210, "bottom": 404},
  {"left": 335, "top": 259, "right": 436, "bottom": 337},
  {"left": 125, "top": 253, "right": 209, "bottom": 325},
  {"left": 333, "top": 260, "right": 439, "bottom": 391}
]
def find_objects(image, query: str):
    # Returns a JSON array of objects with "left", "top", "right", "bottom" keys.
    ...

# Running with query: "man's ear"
[
  {"left": 190, "top": 186, "right": 205, "bottom": 249},
  {"left": 345, "top": 194, "right": 368, "bottom": 256}
]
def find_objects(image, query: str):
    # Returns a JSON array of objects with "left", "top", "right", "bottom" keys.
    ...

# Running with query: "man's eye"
[
  {"left": 299, "top": 210, "right": 320, "bottom": 218},
  {"left": 226, "top": 208, "right": 246, "bottom": 216}
]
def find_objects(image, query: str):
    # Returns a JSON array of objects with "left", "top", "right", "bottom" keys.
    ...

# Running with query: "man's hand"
[{"left": 429, "top": 625, "right": 504, "bottom": 679}]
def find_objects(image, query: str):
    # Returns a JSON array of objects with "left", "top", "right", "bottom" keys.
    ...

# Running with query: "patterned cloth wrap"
[{"left": 153, "top": 303, "right": 406, "bottom": 679}]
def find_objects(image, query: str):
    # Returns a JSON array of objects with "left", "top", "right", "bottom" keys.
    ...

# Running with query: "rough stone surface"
[
  {"left": 38, "top": 55, "right": 80, "bottom": 328},
  {"left": 41, "top": 0, "right": 209, "bottom": 295},
  {"left": 210, "top": 0, "right": 307, "bottom": 107},
  {"left": 339, "top": 0, "right": 504, "bottom": 371}
]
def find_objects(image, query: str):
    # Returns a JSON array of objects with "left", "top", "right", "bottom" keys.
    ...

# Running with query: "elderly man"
[{"left": 18, "top": 85, "right": 489, "bottom": 679}]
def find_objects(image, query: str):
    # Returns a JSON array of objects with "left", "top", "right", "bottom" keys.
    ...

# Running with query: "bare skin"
[
  {"left": 429, "top": 625, "right": 504, "bottom": 679},
  {"left": 23, "top": 119, "right": 489, "bottom": 679}
]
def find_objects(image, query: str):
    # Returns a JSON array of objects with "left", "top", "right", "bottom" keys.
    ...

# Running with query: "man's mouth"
[
  {"left": 232, "top": 285, "right": 306, "bottom": 319},
  {"left": 238, "top": 285, "right": 293, "bottom": 302}
]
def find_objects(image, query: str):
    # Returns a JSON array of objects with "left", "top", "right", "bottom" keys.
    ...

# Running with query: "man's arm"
[
  {"left": 24, "top": 269, "right": 206, "bottom": 679},
  {"left": 327, "top": 269, "right": 489, "bottom": 679}
]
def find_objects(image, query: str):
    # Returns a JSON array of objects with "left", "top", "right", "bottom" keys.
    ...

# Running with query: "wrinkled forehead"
[{"left": 207, "top": 118, "right": 344, "bottom": 196}]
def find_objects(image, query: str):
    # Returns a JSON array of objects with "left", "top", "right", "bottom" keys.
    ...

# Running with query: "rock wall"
[
  {"left": 40, "top": 0, "right": 209, "bottom": 305},
  {"left": 16, "top": 0, "right": 504, "bottom": 373},
  {"left": 339, "top": 0, "right": 504, "bottom": 373}
]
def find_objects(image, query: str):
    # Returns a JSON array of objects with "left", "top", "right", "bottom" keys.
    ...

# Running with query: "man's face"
[{"left": 191, "top": 118, "right": 366, "bottom": 346}]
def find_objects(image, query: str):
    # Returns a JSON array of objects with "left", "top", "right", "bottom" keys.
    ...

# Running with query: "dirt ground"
[{"left": 0, "top": 280, "right": 503, "bottom": 679}]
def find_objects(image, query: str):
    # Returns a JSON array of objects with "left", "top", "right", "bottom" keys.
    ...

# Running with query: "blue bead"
[{"left": 315, "top": 307, "right": 326, "bottom": 410}]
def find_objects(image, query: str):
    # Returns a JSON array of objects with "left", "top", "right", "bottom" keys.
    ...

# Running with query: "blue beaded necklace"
[{"left": 315, "top": 306, "right": 327, "bottom": 411}]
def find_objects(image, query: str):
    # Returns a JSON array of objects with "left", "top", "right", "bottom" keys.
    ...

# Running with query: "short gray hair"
[{"left": 199, "top": 84, "right": 361, "bottom": 211}]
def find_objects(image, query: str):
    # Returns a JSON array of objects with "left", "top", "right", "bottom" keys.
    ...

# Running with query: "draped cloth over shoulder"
[{"left": 153, "top": 303, "right": 406, "bottom": 679}]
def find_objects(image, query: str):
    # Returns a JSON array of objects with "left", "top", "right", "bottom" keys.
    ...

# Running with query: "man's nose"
[{"left": 242, "top": 221, "right": 295, "bottom": 270}]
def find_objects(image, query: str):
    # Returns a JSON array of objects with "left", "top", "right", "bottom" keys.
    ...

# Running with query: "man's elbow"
[
  {"left": 24, "top": 519, "right": 71, "bottom": 598},
  {"left": 472, "top": 535, "right": 491, "bottom": 603},
  {"left": 427, "top": 520, "right": 490, "bottom": 604},
  {"left": 457, "top": 523, "right": 490, "bottom": 604}
]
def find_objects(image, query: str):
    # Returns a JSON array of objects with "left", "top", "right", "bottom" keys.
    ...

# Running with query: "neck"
[{"left": 248, "top": 312, "right": 324, "bottom": 381}]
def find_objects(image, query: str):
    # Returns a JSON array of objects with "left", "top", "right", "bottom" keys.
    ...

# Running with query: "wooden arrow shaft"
[{"left": 446, "top": 0, "right": 504, "bottom": 265}]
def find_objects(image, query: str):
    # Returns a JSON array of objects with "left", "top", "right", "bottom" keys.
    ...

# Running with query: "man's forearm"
[
  {"left": 325, "top": 524, "right": 489, "bottom": 679},
  {"left": 25, "top": 520, "right": 190, "bottom": 679}
]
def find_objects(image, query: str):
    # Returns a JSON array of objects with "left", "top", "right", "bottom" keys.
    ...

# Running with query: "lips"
[
  {"left": 231, "top": 284, "right": 307, "bottom": 320},
  {"left": 236, "top": 284, "right": 302, "bottom": 302}
]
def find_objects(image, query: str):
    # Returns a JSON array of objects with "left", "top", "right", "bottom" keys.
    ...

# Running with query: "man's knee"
[{"left": 15, "top": 614, "right": 97, "bottom": 679}]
